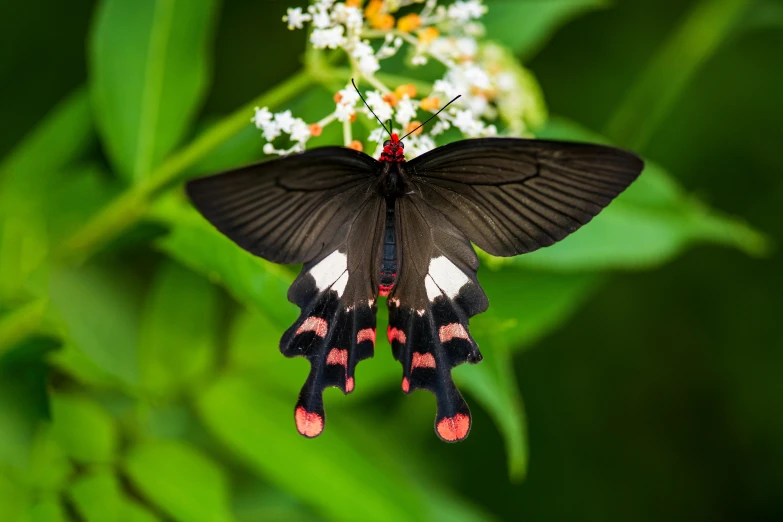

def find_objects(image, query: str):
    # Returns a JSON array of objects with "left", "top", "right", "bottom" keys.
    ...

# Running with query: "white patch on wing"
[
  {"left": 310, "top": 250, "right": 349, "bottom": 297},
  {"left": 426, "top": 256, "right": 470, "bottom": 301}
]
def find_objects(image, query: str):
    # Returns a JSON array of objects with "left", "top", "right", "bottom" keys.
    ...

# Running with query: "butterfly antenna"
[
  {"left": 351, "top": 78, "right": 391, "bottom": 137},
  {"left": 400, "top": 95, "right": 461, "bottom": 141}
]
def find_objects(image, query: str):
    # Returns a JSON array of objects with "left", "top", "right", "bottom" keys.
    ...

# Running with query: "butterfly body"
[{"left": 186, "top": 137, "right": 644, "bottom": 442}]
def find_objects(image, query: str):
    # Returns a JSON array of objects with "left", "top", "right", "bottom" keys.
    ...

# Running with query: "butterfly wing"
[
  {"left": 387, "top": 195, "right": 488, "bottom": 442},
  {"left": 407, "top": 138, "right": 645, "bottom": 256},
  {"left": 389, "top": 138, "right": 643, "bottom": 441},
  {"left": 186, "top": 147, "right": 379, "bottom": 264},
  {"left": 186, "top": 148, "right": 385, "bottom": 438}
]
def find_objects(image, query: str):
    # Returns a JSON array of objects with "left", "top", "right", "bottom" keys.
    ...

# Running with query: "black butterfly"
[{"left": 186, "top": 101, "right": 643, "bottom": 442}]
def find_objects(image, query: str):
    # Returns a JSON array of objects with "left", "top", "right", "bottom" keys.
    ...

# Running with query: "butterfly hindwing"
[
  {"left": 280, "top": 195, "right": 386, "bottom": 437},
  {"left": 387, "top": 196, "right": 487, "bottom": 442},
  {"left": 408, "top": 138, "right": 644, "bottom": 256}
]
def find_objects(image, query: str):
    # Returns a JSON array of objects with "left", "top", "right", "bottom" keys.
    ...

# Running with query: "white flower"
[
  {"left": 430, "top": 120, "right": 450, "bottom": 136},
  {"left": 336, "top": 86, "right": 360, "bottom": 107},
  {"left": 332, "top": 4, "right": 363, "bottom": 30},
  {"left": 395, "top": 97, "right": 417, "bottom": 125},
  {"left": 309, "top": 5, "right": 333, "bottom": 29},
  {"left": 274, "top": 110, "right": 296, "bottom": 134},
  {"left": 262, "top": 120, "right": 281, "bottom": 141},
  {"left": 251, "top": 107, "right": 273, "bottom": 129},
  {"left": 448, "top": 1, "right": 486, "bottom": 23},
  {"left": 365, "top": 91, "right": 393, "bottom": 122},
  {"left": 351, "top": 41, "right": 380, "bottom": 74},
  {"left": 368, "top": 127, "right": 388, "bottom": 143},
  {"left": 290, "top": 119, "right": 311, "bottom": 143},
  {"left": 412, "top": 54, "right": 427, "bottom": 66},
  {"left": 335, "top": 103, "right": 355, "bottom": 122},
  {"left": 453, "top": 109, "right": 484, "bottom": 137},
  {"left": 405, "top": 134, "right": 436, "bottom": 158},
  {"left": 283, "top": 7, "right": 311, "bottom": 30},
  {"left": 433, "top": 79, "right": 460, "bottom": 99},
  {"left": 310, "top": 26, "right": 345, "bottom": 48},
  {"left": 455, "top": 38, "right": 478, "bottom": 59},
  {"left": 463, "top": 65, "right": 491, "bottom": 90}
]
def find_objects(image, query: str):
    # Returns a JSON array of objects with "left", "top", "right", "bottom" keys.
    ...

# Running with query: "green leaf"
[
  {"left": 124, "top": 440, "right": 233, "bottom": 522},
  {"left": 90, "top": 0, "right": 219, "bottom": 182},
  {"left": 27, "top": 426, "right": 71, "bottom": 493},
  {"left": 0, "top": 88, "right": 93, "bottom": 185},
  {"left": 27, "top": 495, "right": 68, "bottom": 522},
  {"left": 0, "top": 339, "right": 56, "bottom": 472},
  {"left": 153, "top": 198, "right": 297, "bottom": 328},
  {"left": 120, "top": 498, "right": 162, "bottom": 522},
  {"left": 604, "top": 0, "right": 753, "bottom": 150},
  {"left": 48, "top": 264, "right": 143, "bottom": 386},
  {"left": 483, "top": 0, "right": 608, "bottom": 58},
  {"left": 509, "top": 117, "right": 770, "bottom": 271},
  {"left": 68, "top": 468, "right": 122, "bottom": 522},
  {"left": 197, "top": 375, "right": 494, "bottom": 522},
  {"left": 0, "top": 469, "right": 29, "bottom": 521},
  {"left": 51, "top": 393, "right": 117, "bottom": 464},
  {"left": 139, "top": 261, "right": 219, "bottom": 397}
]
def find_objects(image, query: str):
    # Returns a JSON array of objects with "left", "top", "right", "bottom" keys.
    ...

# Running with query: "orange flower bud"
[
  {"left": 309, "top": 124, "right": 323, "bottom": 137},
  {"left": 397, "top": 13, "right": 421, "bottom": 33},
  {"left": 382, "top": 92, "right": 398, "bottom": 106},
  {"left": 370, "top": 13, "right": 395, "bottom": 31},
  {"left": 346, "top": 0, "right": 362, "bottom": 7},
  {"left": 334, "top": 92, "right": 343, "bottom": 103},
  {"left": 347, "top": 140, "right": 363, "bottom": 152},
  {"left": 394, "top": 84, "right": 417, "bottom": 99},
  {"left": 405, "top": 121, "right": 423, "bottom": 136},
  {"left": 349, "top": 113, "right": 357, "bottom": 123},
  {"left": 420, "top": 97, "right": 440, "bottom": 112},
  {"left": 418, "top": 27, "right": 439, "bottom": 44},
  {"left": 364, "top": 0, "right": 383, "bottom": 18}
]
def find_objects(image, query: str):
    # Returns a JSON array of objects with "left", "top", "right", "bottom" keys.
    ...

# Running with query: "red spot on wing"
[
  {"left": 357, "top": 328, "right": 376, "bottom": 345},
  {"left": 402, "top": 377, "right": 410, "bottom": 393},
  {"left": 296, "top": 317, "right": 328, "bottom": 338},
  {"left": 295, "top": 407, "right": 324, "bottom": 438},
  {"left": 379, "top": 284, "right": 393, "bottom": 296},
  {"left": 439, "top": 323, "right": 469, "bottom": 343},
  {"left": 326, "top": 348, "right": 348, "bottom": 367},
  {"left": 411, "top": 352, "right": 436, "bottom": 369},
  {"left": 346, "top": 376, "right": 355, "bottom": 393},
  {"left": 387, "top": 326, "right": 407, "bottom": 344},
  {"left": 436, "top": 413, "right": 471, "bottom": 442}
]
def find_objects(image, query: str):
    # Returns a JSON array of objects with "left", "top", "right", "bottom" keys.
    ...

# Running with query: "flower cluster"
[{"left": 254, "top": 0, "right": 545, "bottom": 158}]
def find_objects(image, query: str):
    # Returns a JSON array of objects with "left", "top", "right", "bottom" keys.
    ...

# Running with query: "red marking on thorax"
[
  {"left": 379, "top": 133, "right": 406, "bottom": 163},
  {"left": 411, "top": 352, "right": 436, "bottom": 369},
  {"left": 296, "top": 317, "right": 328, "bottom": 338},
  {"left": 387, "top": 326, "right": 407, "bottom": 344},
  {"left": 295, "top": 406, "right": 324, "bottom": 438},
  {"left": 436, "top": 413, "right": 471, "bottom": 442},
  {"left": 439, "top": 323, "right": 469, "bottom": 343}
]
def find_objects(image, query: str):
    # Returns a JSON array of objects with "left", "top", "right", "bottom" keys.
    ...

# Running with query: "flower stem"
[{"left": 58, "top": 70, "right": 314, "bottom": 263}]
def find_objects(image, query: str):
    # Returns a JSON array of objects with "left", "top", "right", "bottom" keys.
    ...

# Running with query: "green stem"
[
  {"left": 0, "top": 298, "right": 48, "bottom": 357},
  {"left": 58, "top": 70, "right": 314, "bottom": 262},
  {"left": 604, "top": 0, "right": 752, "bottom": 151}
]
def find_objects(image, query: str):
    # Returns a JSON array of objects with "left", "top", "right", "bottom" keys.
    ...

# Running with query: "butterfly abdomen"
[{"left": 379, "top": 198, "right": 397, "bottom": 296}]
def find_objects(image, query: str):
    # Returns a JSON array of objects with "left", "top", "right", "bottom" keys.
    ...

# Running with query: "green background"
[{"left": 1, "top": 0, "right": 781, "bottom": 520}]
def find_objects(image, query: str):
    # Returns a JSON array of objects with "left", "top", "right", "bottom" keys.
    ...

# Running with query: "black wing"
[
  {"left": 407, "top": 138, "right": 644, "bottom": 256},
  {"left": 387, "top": 195, "right": 488, "bottom": 442},
  {"left": 186, "top": 147, "right": 385, "bottom": 439},
  {"left": 186, "top": 147, "right": 379, "bottom": 264}
]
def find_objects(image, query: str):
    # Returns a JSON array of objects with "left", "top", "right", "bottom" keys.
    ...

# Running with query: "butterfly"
[{"left": 186, "top": 86, "right": 644, "bottom": 442}]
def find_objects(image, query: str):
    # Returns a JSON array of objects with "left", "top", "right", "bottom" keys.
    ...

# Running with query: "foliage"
[{"left": 0, "top": 0, "right": 774, "bottom": 520}]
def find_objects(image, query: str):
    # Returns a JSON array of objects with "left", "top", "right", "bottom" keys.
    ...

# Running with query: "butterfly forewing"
[{"left": 408, "top": 138, "right": 644, "bottom": 256}]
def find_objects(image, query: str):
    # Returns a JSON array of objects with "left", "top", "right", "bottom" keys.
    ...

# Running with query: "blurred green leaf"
[
  {"left": 90, "top": 0, "right": 219, "bottom": 182},
  {"left": 198, "top": 375, "right": 493, "bottom": 522},
  {"left": 0, "top": 88, "right": 93, "bottom": 185},
  {"left": 604, "top": 0, "right": 753, "bottom": 150},
  {"left": 483, "top": 0, "right": 607, "bottom": 58},
  {"left": 139, "top": 261, "right": 219, "bottom": 397},
  {"left": 153, "top": 198, "right": 297, "bottom": 328},
  {"left": 739, "top": 1, "right": 783, "bottom": 31},
  {"left": 51, "top": 393, "right": 117, "bottom": 464},
  {"left": 0, "top": 470, "right": 29, "bottom": 522},
  {"left": 511, "top": 117, "right": 769, "bottom": 271},
  {"left": 48, "top": 264, "right": 143, "bottom": 386},
  {"left": 120, "top": 498, "right": 161, "bottom": 522},
  {"left": 0, "top": 339, "right": 56, "bottom": 472},
  {"left": 0, "top": 299, "right": 48, "bottom": 359},
  {"left": 27, "top": 426, "right": 71, "bottom": 493},
  {"left": 124, "top": 440, "right": 233, "bottom": 522},
  {"left": 27, "top": 495, "right": 68, "bottom": 522},
  {"left": 68, "top": 468, "right": 122, "bottom": 522}
]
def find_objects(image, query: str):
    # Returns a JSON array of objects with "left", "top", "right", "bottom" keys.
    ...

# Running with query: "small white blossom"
[
  {"left": 290, "top": 119, "right": 311, "bottom": 143},
  {"left": 251, "top": 107, "right": 273, "bottom": 129},
  {"left": 404, "top": 134, "right": 437, "bottom": 158},
  {"left": 335, "top": 103, "right": 355, "bottom": 122},
  {"left": 282, "top": 7, "right": 311, "bottom": 30},
  {"left": 310, "top": 26, "right": 345, "bottom": 48},
  {"left": 448, "top": 1, "right": 486, "bottom": 23},
  {"left": 411, "top": 54, "right": 428, "bottom": 66},
  {"left": 309, "top": 5, "right": 333, "bottom": 29},
  {"left": 395, "top": 97, "right": 417, "bottom": 125},
  {"left": 262, "top": 121, "right": 281, "bottom": 141},
  {"left": 368, "top": 127, "right": 388, "bottom": 143},
  {"left": 336, "top": 86, "right": 360, "bottom": 107},
  {"left": 433, "top": 79, "right": 460, "bottom": 99},
  {"left": 453, "top": 109, "right": 484, "bottom": 137},
  {"left": 365, "top": 91, "right": 393, "bottom": 122}
]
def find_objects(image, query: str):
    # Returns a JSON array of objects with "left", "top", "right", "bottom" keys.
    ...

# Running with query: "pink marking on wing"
[
  {"left": 326, "top": 348, "right": 348, "bottom": 367},
  {"left": 296, "top": 317, "right": 328, "bottom": 338},
  {"left": 439, "top": 323, "right": 469, "bottom": 343},
  {"left": 411, "top": 352, "right": 436, "bottom": 369},
  {"left": 346, "top": 376, "right": 355, "bottom": 393},
  {"left": 436, "top": 413, "right": 471, "bottom": 442},
  {"left": 379, "top": 285, "right": 393, "bottom": 296},
  {"left": 357, "top": 328, "right": 376, "bottom": 345},
  {"left": 401, "top": 377, "right": 410, "bottom": 393},
  {"left": 387, "top": 326, "right": 406, "bottom": 344},
  {"left": 295, "top": 406, "right": 324, "bottom": 438}
]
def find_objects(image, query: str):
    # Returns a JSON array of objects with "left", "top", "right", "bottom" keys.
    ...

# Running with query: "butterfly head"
[{"left": 380, "top": 133, "right": 405, "bottom": 163}]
